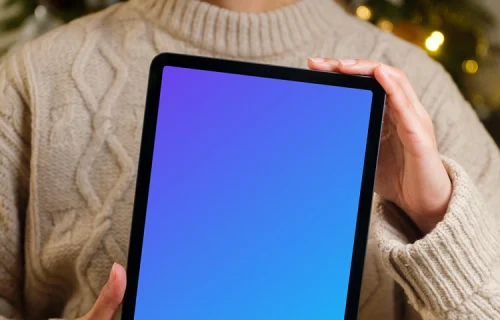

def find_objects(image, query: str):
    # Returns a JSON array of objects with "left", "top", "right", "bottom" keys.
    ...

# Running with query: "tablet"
[{"left": 122, "top": 53, "right": 386, "bottom": 320}]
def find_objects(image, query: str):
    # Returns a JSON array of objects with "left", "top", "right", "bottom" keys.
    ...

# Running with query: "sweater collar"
[{"left": 129, "top": 0, "right": 345, "bottom": 57}]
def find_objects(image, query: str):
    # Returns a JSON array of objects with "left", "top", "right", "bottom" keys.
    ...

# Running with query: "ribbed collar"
[{"left": 129, "top": 0, "right": 345, "bottom": 57}]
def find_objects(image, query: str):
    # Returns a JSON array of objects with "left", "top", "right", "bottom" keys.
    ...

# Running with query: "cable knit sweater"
[{"left": 1, "top": 0, "right": 500, "bottom": 319}]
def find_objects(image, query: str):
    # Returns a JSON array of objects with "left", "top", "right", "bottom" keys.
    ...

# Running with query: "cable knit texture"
[{"left": 0, "top": 0, "right": 499, "bottom": 319}]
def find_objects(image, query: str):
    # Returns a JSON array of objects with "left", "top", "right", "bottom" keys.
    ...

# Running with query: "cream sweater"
[{"left": 0, "top": 0, "right": 499, "bottom": 319}]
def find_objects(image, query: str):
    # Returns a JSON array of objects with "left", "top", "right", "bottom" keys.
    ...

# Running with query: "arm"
[
  {"left": 374, "top": 63, "right": 500, "bottom": 319},
  {"left": 308, "top": 57, "right": 500, "bottom": 319},
  {"left": 0, "top": 50, "right": 32, "bottom": 320},
  {"left": 375, "top": 157, "right": 500, "bottom": 319},
  {"left": 0, "top": 48, "right": 126, "bottom": 320}
]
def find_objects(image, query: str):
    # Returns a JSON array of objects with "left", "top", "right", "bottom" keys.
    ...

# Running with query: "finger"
[
  {"left": 399, "top": 80, "right": 431, "bottom": 124},
  {"left": 309, "top": 58, "right": 381, "bottom": 74},
  {"left": 84, "top": 263, "right": 127, "bottom": 320},
  {"left": 308, "top": 58, "right": 409, "bottom": 113},
  {"left": 382, "top": 67, "right": 429, "bottom": 121},
  {"left": 374, "top": 65, "right": 412, "bottom": 120},
  {"left": 375, "top": 65, "right": 434, "bottom": 155},
  {"left": 374, "top": 66, "right": 417, "bottom": 137},
  {"left": 373, "top": 65, "right": 433, "bottom": 132},
  {"left": 309, "top": 58, "right": 397, "bottom": 79},
  {"left": 309, "top": 58, "right": 431, "bottom": 121},
  {"left": 308, "top": 58, "right": 340, "bottom": 72},
  {"left": 337, "top": 59, "right": 382, "bottom": 75},
  {"left": 308, "top": 58, "right": 414, "bottom": 129},
  {"left": 337, "top": 59, "right": 429, "bottom": 120}
]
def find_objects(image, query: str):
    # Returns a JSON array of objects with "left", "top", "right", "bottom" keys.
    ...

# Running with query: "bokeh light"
[{"left": 356, "top": 6, "right": 372, "bottom": 21}]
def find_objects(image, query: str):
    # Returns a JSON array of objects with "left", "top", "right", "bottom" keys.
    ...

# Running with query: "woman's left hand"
[{"left": 308, "top": 58, "right": 452, "bottom": 235}]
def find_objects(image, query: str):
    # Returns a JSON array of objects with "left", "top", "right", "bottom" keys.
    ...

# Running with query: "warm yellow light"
[
  {"left": 377, "top": 19, "right": 394, "bottom": 32},
  {"left": 425, "top": 31, "right": 445, "bottom": 52},
  {"left": 430, "top": 31, "right": 445, "bottom": 45},
  {"left": 462, "top": 60, "right": 479, "bottom": 74},
  {"left": 425, "top": 37, "right": 441, "bottom": 52},
  {"left": 356, "top": 6, "right": 372, "bottom": 21}
]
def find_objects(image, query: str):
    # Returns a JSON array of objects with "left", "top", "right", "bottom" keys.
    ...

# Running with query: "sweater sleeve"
[
  {"left": 374, "top": 158, "right": 500, "bottom": 319},
  {"left": 0, "top": 50, "right": 32, "bottom": 319},
  {"left": 373, "top": 57, "right": 500, "bottom": 319}
]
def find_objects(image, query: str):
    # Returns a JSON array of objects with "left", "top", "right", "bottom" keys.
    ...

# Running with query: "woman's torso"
[{"left": 18, "top": 1, "right": 430, "bottom": 318}]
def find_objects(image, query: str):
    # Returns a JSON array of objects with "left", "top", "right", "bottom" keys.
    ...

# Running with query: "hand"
[
  {"left": 78, "top": 263, "right": 127, "bottom": 320},
  {"left": 308, "top": 58, "right": 452, "bottom": 234}
]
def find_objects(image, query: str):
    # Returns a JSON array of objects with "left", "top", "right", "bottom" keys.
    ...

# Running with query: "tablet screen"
[{"left": 134, "top": 66, "right": 373, "bottom": 319}]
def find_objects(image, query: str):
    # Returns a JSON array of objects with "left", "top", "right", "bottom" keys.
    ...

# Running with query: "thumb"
[{"left": 82, "top": 263, "right": 127, "bottom": 320}]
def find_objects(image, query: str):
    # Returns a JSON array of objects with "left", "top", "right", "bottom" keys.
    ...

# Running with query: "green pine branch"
[
  {"left": 0, "top": 0, "right": 128, "bottom": 33},
  {"left": 355, "top": 0, "right": 494, "bottom": 28},
  {"left": 430, "top": 0, "right": 494, "bottom": 26},
  {"left": 0, "top": 0, "right": 37, "bottom": 32}
]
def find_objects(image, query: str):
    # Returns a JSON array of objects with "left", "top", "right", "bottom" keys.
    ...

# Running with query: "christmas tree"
[
  {"left": 349, "top": 0, "right": 494, "bottom": 84},
  {"left": 348, "top": 0, "right": 500, "bottom": 119}
]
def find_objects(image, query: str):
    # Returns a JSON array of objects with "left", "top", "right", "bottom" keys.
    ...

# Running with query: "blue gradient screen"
[{"left": 134, "top": 66, "right": 373, "bottom": 319}]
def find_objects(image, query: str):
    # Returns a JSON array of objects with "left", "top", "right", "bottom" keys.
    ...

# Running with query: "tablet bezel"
[{"left": 122, "top": 52, "right": 386, "bottom": 320}]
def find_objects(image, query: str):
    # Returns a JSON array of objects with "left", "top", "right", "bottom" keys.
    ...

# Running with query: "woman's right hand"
[
  {"left": 78, "top": 263, "right": 127, "bottom": 320},
  {"left": 308, "top": 58, "right": 452, "bottom": 235}
]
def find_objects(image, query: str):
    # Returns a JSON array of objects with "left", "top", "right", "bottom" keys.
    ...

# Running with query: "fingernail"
[
  {"left": 339, "top": 59, "right": 356, "bottom": 66},
  {"left": 109, "top": 263, "right": 117, "bottom": 285},
  {"left": 309, "top": 58, "right": 324, "bottom": 63}
]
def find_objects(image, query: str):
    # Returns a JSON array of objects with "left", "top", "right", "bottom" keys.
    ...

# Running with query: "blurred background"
[{"left": 2, "top": 0, "right": 500, "bottom": 143}]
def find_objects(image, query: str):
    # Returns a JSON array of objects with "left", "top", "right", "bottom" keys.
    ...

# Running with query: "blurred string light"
[
  {"left": 349, "top": 1, "right": 498, "bottom": 118},
  {"left": 462, "top": 59, "right": 479, "bottom": 74},
  {"left": 356, "top": 6, "right": 372, "bottom": 21},
  {"left": 425, "top": 31, "right": 445, "bottom": 52},
  {"left": 377, "top": 19, "right": 394, "bottom": 32}
]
